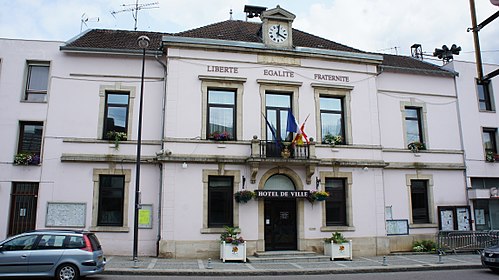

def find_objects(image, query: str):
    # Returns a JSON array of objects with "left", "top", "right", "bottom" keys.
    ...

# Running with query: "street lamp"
[{"left": 133, "top": 35, "right": 150, "bottom": 262}]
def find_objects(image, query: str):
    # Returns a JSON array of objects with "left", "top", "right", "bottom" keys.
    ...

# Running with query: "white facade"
[
  {"left": 0, "top": 6, "right": 478, "bottom": 258},
  {"left": 445, "top": 60, "right": 499, "bottom": 231}
]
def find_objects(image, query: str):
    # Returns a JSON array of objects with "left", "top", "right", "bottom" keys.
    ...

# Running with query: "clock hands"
[{"left": 276, "top": 25, "right": 286, "bottom": 39}]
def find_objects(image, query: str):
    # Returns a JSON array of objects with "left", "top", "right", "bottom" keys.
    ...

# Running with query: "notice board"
[
  {"left": 46, "top": 202, "right": 86, "bottom": 227},
  {"left": 386, "top": 219, "right": 409, "bottom": 235}
]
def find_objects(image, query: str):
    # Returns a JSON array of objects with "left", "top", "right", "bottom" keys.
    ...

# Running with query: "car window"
[
  {"left": 87, "top": 234, "right": 102, "bottom": 251},
  {"left": 36, "top": 234, "right": 65, "bottom": 249},
  {"left": 66, "top": 236, "right": 85, "bottom": 249},
  {"left": 2, "top": 235, "right": 38, "bottom": 251}
]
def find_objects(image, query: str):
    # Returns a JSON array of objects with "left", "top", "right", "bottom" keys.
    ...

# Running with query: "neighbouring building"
[
  {"left": 444, "top": 60, "right": 499, "bottom": 231},
  {"left": 1, "top": 5, "right": 483, "bottom": 258}
]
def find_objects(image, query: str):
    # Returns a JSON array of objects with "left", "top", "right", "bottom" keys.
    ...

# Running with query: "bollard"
[
  {"left": 437, "top": 252, "right": 443, "bottom": 264},
  {"left": 133, "top": 258, "right": 139, "bottom": 269},
  {"left": 207, "top": 258, "right": 213, "bottom": 269},
  {"left": 382, "top": 256, "right": 387, "bottom": 266}
]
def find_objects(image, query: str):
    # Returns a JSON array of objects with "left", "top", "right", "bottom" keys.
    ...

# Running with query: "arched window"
[{"left": 264, "top": 174, "right": 295, "bottom": 191}]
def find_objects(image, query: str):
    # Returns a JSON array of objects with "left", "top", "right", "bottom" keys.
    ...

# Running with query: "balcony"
[
  {"left": 258, "top": 140, "right": 311, "bottom": 159},
  {"left": 248, "top": 137, "right": 318, "bottom": 185}
]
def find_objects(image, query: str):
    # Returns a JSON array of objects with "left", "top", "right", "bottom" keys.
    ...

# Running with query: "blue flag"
[
  {"left": 286, "top": 108, "right": 299, "bottom": 134},
  {"left": 262, "top": 113, "right": 280, "bottom": 143}
]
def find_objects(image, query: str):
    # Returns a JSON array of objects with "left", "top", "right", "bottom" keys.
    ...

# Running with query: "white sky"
[{"left": 1, "top": 0, "right": 498, "bottom": 64}]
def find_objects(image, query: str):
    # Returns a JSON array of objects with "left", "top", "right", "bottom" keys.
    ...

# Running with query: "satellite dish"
[{"left": 491, "top": 0, "right": 499, "bottom": 6}]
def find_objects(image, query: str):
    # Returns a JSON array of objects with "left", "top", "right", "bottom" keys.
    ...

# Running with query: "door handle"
[{"left": 21, "top": 254, "right": 28, "bottom": 259}]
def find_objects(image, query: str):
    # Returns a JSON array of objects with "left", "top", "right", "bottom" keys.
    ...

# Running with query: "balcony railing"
[{"left": 258, "top": 141, "right": 310, "bottom": 159}]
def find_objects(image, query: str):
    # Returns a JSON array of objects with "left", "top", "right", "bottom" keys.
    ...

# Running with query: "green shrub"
[{"left": 412, "top": 240, "right": 436, "bottom": 252}]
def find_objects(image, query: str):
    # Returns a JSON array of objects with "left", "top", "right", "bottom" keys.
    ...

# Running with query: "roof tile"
[{"left": 64, "top": 20, "right": 451, "bottom": 75}]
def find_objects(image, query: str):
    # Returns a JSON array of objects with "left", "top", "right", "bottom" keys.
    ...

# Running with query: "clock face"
[{"left": 268, "top": 24, "right": 288, "bottom": 43}]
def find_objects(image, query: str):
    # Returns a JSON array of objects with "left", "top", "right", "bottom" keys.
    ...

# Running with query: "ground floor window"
[
  {"left": 474, "top": 199, "right": 499, "bottom": 230},
  {"left": 325, "top": 178, "right": 346, "bottom": 226},
  {"left": 208, "top": 176, "right": 233, "bottom": 228},
  {"left": 91, "top": 169, "right": 131, "bottom": 231},
  {"left": 411, "top": 180, "right": 430, "bottom": 224},
  {"left": 97, "top": 175, "right": 125, "bottom": 226}
]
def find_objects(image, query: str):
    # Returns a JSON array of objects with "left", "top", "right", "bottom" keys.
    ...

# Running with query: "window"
[
  {"left": 320, "top": 96, "right": 345, "bottom": 144},
  {"left": 405, "top": 107, "right": 424, "bottom": 144},
  {"left": 483, "top": 128, "right": 497, "bottom": 156},
  {"left": 103, "top": 92, "right": 129, "bottom": 139},
  {"left": 1, "top": 235, "right": 38, "bottom": 251},
  {"left": 325, "top": 178, "right": 347, "bottom": 226},
  {"left": 410, "top": 180, "right": 430, "bottom": 224},
  {"left": 25, "top": 62, "right": 49, "bottom": 102},
  {"left": 36, "top": 235, "right": 65, "bottom": 249},
  {"left": 266, "top": 92, "right": 292, "bottom": 141},
  {"left": 478, "top": 80, "right": 493, "bottom": 111},
  {"left": 207, "top": 89, "right": 236, "bottom": 140},
  {"left": 208, "top": 176, "right": 233, "bottom": 228},
  {"left": 66, "top": 236, "right": 85, "bottom": 249},
  {"left": 97, "top": 175, "right": 125, "bottom": 227},
  {"left": 18, "top": 121, "right": 43, "bottom": 156}
]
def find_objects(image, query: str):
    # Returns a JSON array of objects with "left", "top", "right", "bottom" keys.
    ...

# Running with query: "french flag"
[{"left": 287, "top": 109, "right": 309, "bottom": 145}]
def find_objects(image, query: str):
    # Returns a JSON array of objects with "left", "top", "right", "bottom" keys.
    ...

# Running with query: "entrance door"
[
  {"left": 8, "top": 182, "right": 39, "bottom": 236},
  {"left": 264, "top": 199, "right": 297, "bottom": 251}
]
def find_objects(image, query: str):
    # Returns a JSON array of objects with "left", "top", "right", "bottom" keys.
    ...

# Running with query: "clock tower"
[{"left": 261, "top": 5, "right": 296, "bottom": 49}]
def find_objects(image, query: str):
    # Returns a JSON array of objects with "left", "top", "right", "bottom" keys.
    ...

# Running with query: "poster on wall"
[
  {"left": 385, "top": 206, "right": 393, "bottom": 220},
  {"left": 440, "top": 210, "right": 454, "bottom": 231},
  {"left": 457, "top": 207, "right": 471, "bottom": 231},
  {"left": 438, "top": 206, "right": 472, "bottom": 231},
  {"left": 138, "top": 204, "right": 153, "bottom": 229},
  {"left": 475, "top": 209, "right": 486, "bottom": 225}
]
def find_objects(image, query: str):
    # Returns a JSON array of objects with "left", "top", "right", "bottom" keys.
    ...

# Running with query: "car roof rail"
[{"left": 28, "top": 229, "right": 85, "bottom": 234}]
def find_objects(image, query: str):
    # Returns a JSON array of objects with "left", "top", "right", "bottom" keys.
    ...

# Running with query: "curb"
[{"left": 103, "top": 263, "right": 484, "bottom": 276}]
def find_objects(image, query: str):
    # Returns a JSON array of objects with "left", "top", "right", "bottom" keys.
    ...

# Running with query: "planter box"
[
  {"left": 220, "top": 241, "right": 247, "bottom": 262},
  {"left": 324, "top": 240, "right": 352, "bottom": 260}
]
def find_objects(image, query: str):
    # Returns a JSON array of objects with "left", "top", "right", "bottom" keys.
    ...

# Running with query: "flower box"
[
  {"left": 209, "top": 131, "right": 231, "bottom": 141},
  {"left": 324, "top": 240, "right": 352, "bottom": 261},
  {"left": 308, "top": 190, "right": 329, "bottom": 203},
  {"left": 234, "top": 190, "right": 255, "bottom": 203},
  {"left": 220, "top": 241, "right": 246, "bottom": 262},
  {"left": 13, "top": 153, "right": 40, "bottom": 166}
]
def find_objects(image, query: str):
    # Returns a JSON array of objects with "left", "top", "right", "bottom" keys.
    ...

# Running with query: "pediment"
[{"left": 261, "top": 5, "right": 296, "bottom": 22}]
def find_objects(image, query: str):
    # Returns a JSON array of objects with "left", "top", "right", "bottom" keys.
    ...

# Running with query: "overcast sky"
[{"left": 1, "top": 0, "right": 498, "bottom": 64}]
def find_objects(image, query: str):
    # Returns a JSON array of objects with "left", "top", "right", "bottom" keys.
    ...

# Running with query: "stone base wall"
[
  {"left": 388, "top": 234, "right": 436, "bottom": 252},
  {"left": 158, "top": 240, "right": 258, "bottom": 259},
  {"left": 158, "top": 235, "right": 437, "bottom": 258}
]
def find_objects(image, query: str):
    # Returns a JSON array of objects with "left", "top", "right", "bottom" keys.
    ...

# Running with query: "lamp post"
[{"left": 133, "top": 35, "right": 150, "bottom": 262}]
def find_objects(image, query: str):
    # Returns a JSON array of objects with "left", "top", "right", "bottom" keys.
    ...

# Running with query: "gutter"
[
  {"left": 59, "top": 46, "right": 163, "bottom": 57},
  {"left": 379, "top": 65, "right": 457, "bottom": 77},
  {"left": 162, "top": 36, "right": 384, "bottom": 64}
]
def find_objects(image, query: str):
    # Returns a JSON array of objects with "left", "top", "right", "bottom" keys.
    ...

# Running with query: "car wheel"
[{"left": 55, "top": 263, "right": 79, "bottom": 280}]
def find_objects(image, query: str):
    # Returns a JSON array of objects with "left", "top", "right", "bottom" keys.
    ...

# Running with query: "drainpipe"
[
  {"left": 154, "top": 47, "right": 168, "bottom": 256},
  {"left": 450, "top": 67, "right": 473, "bottom": 230}
]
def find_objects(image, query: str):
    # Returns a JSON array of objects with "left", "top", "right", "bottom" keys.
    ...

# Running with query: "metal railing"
[
  {"left": 259, "top": 141, "right": 310, "bottom": 159},
  {"left": 437, "top": 230, "right": 499, "bottom": 253}
]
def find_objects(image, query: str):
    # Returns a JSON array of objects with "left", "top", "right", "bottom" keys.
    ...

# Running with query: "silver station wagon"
[{"left": 0, "top": 230, "right": 105, "bottom": 280}]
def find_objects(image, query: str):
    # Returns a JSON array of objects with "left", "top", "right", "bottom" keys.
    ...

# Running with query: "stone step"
[{"left": 247, "top": 251, "right": 331, "bottom": 263}]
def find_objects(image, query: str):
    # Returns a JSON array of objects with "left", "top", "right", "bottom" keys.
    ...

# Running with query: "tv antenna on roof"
[
  {"left": 111, "top": 0, "right": 159, "bottom": 31},
  {"left": 80, "top": 13, "right": 99, "bottom": 32}
]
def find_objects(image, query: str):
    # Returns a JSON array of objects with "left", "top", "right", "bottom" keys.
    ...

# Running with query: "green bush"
[{"left": 412, "top": 240, "right": 436, "bottom": 252}]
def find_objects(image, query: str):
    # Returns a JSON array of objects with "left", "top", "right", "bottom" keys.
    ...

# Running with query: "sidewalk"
[{"left": 103, "top": 253, "right": 484, "bottom": 276}]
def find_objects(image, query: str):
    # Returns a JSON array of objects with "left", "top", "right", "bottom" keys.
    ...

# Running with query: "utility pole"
[{"left": 468, "top": 0, "right": 499, "bottom": 82}]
